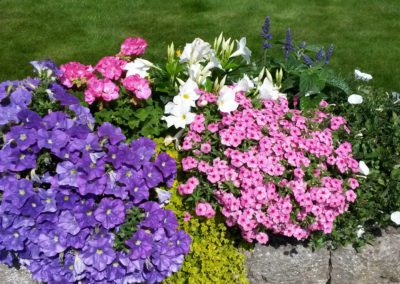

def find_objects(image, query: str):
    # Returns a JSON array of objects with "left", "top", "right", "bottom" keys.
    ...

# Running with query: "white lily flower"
[
  {"left": 391, "top": 211, "right": 400, "bottom": 225},
  {"left": 358, "top": 161, "right": 370, "bottom": 176},
  {"left": 188, "top": 63, "right": 211, "bottom": 85},
  {"left": 217, "top": 86, "right": 239, "bottom": 113},
  {"left": 162, "top": 103, "right": 196, "bottom": 129},
  {"left": 124, "top": 59, "right": 155, "bottom": 78},
  {"left": 180, "top": 38, "right": 212, "bottom": 65},
  {"left": 205, "top": 51, "right": 222, "bottom": 69},
  {"left": 230, "top": 37, "right": 252, "bottom": 64},
  {"left": 348, "top": 94, "right": 364, "bottom": 104},
  {"left": 258, "top": 77, "right": 286, "bottom": 100},
  {"left": 234, "top": 74, "right": 255, "bottom": 93},
  {"left": 354, "top": 69, "right": 373, "bottom": 81},
  {"left": 173, "top": 78, "right": 199, "bottom": 108}
]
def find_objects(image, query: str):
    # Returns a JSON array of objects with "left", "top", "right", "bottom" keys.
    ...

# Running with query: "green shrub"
[{"left": 311, "top": 86, "right": 400, "bottom": 249}]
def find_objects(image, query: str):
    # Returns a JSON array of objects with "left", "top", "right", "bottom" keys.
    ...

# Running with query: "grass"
[{"left": 0, "top": 0, "right": 399, "bottom": 90}]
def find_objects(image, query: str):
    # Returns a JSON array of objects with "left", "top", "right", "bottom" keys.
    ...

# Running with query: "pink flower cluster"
[
  {"left": 195, "top": 202, "right": 216, "bottom": 218},
  {"left": 120, "top": 37, "right": 148, "bottom": 56},
  {"left": 122, "top": 74, "right": 151, "bottom": 100},
  {"left": 84, "top": 77, "right": 120, "bottom": 104},
  {"left": 180, "top": 91, "right": 360, "bottom": 244},
  {"left": 59, "top": 62, "right": 94, "bottom": 88},
  {"left": 58, "top": 37, "right": 151, "bottom": 104},
  {"left": 95, "top": 56, "right": 126, "bottom": 80}
]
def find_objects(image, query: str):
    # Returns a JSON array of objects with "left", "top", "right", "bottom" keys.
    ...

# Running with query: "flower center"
[
  {"left": 106, "top": 209, "right": 112, "bottom": 215},
  {"left": 70, "top": 169, "right": 77, "bottom": 175},
  {"left": 13, "top": 232, "right": 19, "bottom": 238},
  {"left": 31, "top": 202, "right": 37, "bottom": 208},
  {"left": 46, "top": 198, "right": 52, "bottom": 204},
  {"left": 86, "top": 210, "right": 93, "bottom": 216},
  {"left": 85, "top": 144, "right": 91, "bottom": 151},
  {"left": 133, "top": 187, "right": 138, "bottom": 192},
  {"left": 19, "top": 154, "right": 26, "bottom": 160},
  {"left": 111, "top": 154, "right": 116, "bottom": 159},
  {"left": 96, "top": 249, "right": 103, "bottom": 255},
  {"left": 183, "top": 94, "right": 190, "bottom": 99},
  {"left": 135, "top": 240, "right": 141, "bottom": 246},
  {"left": 181, "top": 114, "right": 187, "bottom": 120},
  {"left": 63, "top": 195, "right": 69, "bottom": 201},
  {"left": 126, "top": 171, "right": 132, "bottom": 177},
  {"left": 19, "top": 134, "right": 27, "bottom": 141},
  {"left": 47, "top": 139, "right": 53, "bottom": 144},
  {"left": 161, "top": 162, "right": 166, "bottom": 167},
  {"left": 147, "top": 172, "right": 152, "bottom": 178},
  {"left": 54, "top": 235, "right": 59, "bottom": 243},
  {"left": 90, "top": 162, "right": 96, "bottom": 169},
  {"left": 19, "top": 189, "right": 26, "bottom": 196},
  {"left": 113, "top": 262, "right": 119, "bottom": 267}
]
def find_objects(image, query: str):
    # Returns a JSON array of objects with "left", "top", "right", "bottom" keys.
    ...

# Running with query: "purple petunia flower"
[
  {"left": 21, "top": 195, "right": 44, "bottom": 218},
  {"left": 125, "top": 229, "right": 153, "bottom": 260},
  {"left": 2, "top": 178, "right": 34, "bottom": 209},
  {"left": 55, "top": 192, "right": 80, "bottom": 210},
  {"left": 0, "top": 227, "right": 28, "bottom": 251},
  {"left": 98, "top": 122, "right": 126, "bottom": 145},
  {"left": 94, "top": 198, "right": 126, "bottom": 229},
  {"left": 6, "top": 126, "right": 37, "bottom": 150},
  {"left": 126, "top": 137, "right": 156, "bottom": 169},
  {"left": 81, "top": 237, "right": 116, "bottom": 272},
  {"left": 58, "top": 210, "right": 81, "bottom": 235},
  {"left": 104, "top": 171, "right": 129, "bottom": 199},
  {"left": 37, "top": 129, "right": 68, "bottom": 154},
  {"left": 72, "top": 199, "right": 97, "bottom": 229},
  {"left": 142, "top": 162, "right": 163, "bottom": 188},
  {"left": 17, "top": 109, "right": 42, "bottom": 129},
  {"left": 30, "top": 59, "right": 61, "bottom": 77},
  {"left": 56, "top": 161, "right": 79, "bottom": 187},
  {"left": 50, "top": 83, "right": 79, "bottom": 106},
  {"left": 69, "top": 104, "right": 95, "bottom": 129},
  {"left": 10, "top": 87, "right": 32, "bottom": 108},
  {"left": 154, "top": 153, "right": 176, "bottom": 180},
  {"left": 69, "top": 133, "right": 101, "bottom": 154},
  {"left": 38, "top": 188, "right": 57, "bottom": 213},
  {"left": 37, "top": 230, "right": 68, "bottom": 257}
]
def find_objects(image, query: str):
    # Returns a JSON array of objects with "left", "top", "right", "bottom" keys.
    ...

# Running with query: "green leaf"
[
  {"left": 299, "top": 72, "right": 325, "bottom": 95},
  {"left": 299, "top": 94, "right": 327, "bottom": 111}
]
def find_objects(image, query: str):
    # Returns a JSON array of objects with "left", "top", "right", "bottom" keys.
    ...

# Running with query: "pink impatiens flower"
[
  {"left": 59, "top": 61, "right": 94, "bottom": 88},
  {"left": 84, "top": 77, "right": 120, "bottom": 104},
  {"left": 120, "top": 37, "right": 148, "bottom": 56},
  {"left": 195, "top": 202, "right": 215, "bottom": 218},
  {"left": 122, "top": 75, "right": 152, "bottom": 100},
  {"left": 95, "top": 56, "right": 126, "bottom": 80},
  {"left": 183, "top": 212, "right": 191, "bottom": 222}
]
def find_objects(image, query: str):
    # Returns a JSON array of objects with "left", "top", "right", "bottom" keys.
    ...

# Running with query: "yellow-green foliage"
[{"left": 155, "top": 139, "right": 249, "bottom": 284}]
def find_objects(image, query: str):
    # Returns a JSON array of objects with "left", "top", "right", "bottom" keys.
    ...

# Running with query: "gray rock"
[
  {"left": 331, "top": 228, "right": 400, "bottom": 284},
  {"left": 247, "top": 243, "right": 330, "bottom": 284},
  {"left": 0, "top": 264, "right": 36, "bottom": 284}
]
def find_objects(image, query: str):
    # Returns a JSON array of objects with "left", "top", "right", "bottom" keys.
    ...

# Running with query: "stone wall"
[
  {"left": 1, "top": 228, "right": 399, "bottom": 283},
  {"left": 247, "top": 227, "right": 400, "bottom": 284}
]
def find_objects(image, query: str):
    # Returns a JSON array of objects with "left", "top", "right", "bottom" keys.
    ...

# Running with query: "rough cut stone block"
[
  {"left": 0, "top": 264, "right": 36, "bottom": 284},
  {"left": 246, "top": 243, "right": 330, "bottom": 284},
  {"left": 331, "top": 227, "right": 400, "bottom": 284}
]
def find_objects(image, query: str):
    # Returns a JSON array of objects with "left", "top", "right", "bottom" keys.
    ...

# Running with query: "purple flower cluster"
[{"left": 0, "top": 66, "right": 190, "bottom": 283}]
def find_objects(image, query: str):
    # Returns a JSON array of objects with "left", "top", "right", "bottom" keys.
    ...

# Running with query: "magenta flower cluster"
[
  {"left": 59, "top": 37, "right": 151, "bottom": 104},
  {"left": 0, "top": 65, "right": 190, "bottom": 283},
  {"left": 180, "top": 87, "right": 360, "bottom": 244}
]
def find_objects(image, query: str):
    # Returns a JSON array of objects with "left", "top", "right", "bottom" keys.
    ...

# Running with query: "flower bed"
[{"left": 0, "top": 15, "right": 399, "bottom": 283}]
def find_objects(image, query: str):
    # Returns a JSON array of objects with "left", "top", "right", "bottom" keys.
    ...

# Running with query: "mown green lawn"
[{"left": 0, "top": 0, "right": 399, "bottom": 90}]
